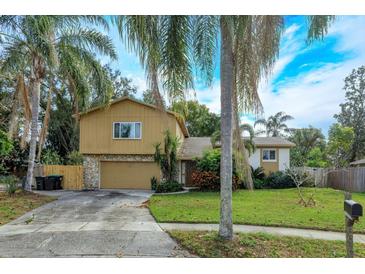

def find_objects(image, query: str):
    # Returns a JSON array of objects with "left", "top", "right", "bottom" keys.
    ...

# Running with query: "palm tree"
[
  {"left": 289, "top": 126, "right": 325, "bottom": 157},
  {"left": 114, "top": 15, "right": 335, "bottom": 240},
  {"left": 0, "top": 16, "right": 116, "bottom": 190},
  {"left": 254, "top": 111, "right": 294, "bottom": 137}
]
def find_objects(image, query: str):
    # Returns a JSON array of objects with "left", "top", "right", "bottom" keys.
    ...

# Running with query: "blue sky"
[{"left": 105, "top": 16, "right": 365, "bottom": 136}]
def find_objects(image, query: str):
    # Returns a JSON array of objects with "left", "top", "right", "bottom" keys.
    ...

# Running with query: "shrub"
[
  {"left": 66, "top": 150, "right": 83, "bottom": 165},
  {"left": 154, "top": 130, "right": 179, "bottom": 181},
  {"left": 196, "top": 149, "right": 221, "bottom": 173},
  {"left": 155, "top": 180, "right": 182, "bottom": 193},
  {"left": 264, "top": 171, "right": 295, "bottom": 189},
  {"left": 151, "top": 176, "right": 158, "bottom": 191},
  {"left": 253, "top": 178, "right": 265, "bottom": 189},
  {"left": 1, "top": 175, "right": 18, "bottom": 195},
  {"left": 41, "top": 149, "right": 62, "bottom": 165},
  {"left": 191, "top": 170, "right": 240, "bottom": 191},
  {"left": 251, "top": 166, "right": 265, "bottom": 180}
]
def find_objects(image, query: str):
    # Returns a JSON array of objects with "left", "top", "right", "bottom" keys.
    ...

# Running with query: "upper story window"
[
  {"left": 113, "top": 122, "right": 141, "bottom": 139},
  {"left": 262, "top": 149, "right": 276, "bottom": 161}
]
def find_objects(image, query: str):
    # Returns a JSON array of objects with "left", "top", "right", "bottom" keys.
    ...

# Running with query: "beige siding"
[
  {"left": 176, "top": 120, "right": 185, "bottom": 144},
  {"left": 260, "top": 148, "right": 279, "bottom": 175},
  {"left": 80, "top": 100, "right": 178, "bottom": 154}
]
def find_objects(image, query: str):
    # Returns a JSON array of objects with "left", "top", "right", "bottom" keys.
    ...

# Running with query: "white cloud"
[{"left": 257, "top": 16, "right": 365, "bottom": 134}]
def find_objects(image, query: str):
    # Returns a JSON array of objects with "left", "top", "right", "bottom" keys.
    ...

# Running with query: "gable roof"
[
  {"left": 178, "top": 137, "right": 212, "bottom": 160},
  {"left": 77, "top": 96, "right": 189, "bottom": 137},
  {"left": 250, "top": 137, "right": 295, "bottom": 148}
]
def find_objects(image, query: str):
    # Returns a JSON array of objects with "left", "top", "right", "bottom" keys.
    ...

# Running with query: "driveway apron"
[{"left": 0, "top": 190, "right": 190, "bottom": 257}]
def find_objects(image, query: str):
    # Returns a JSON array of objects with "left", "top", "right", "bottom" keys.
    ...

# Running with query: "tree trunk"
[
  {"left": 25, "top": 56, "right": 43, "bottom": 191},
  {"left": 7, "top": 74, "right": 22, "bottom": 140},
  {"left": 37, "top": 85, "right": 53, "bottom": 161},
  {"left": 150, "top": 68, "right": 165, "bottom": 109},
  {"left": 20, "top": 81, "right": 31, "bottom": 149},
  {"left": 219, "top": 17, "right": 233, "bottom": 240}
]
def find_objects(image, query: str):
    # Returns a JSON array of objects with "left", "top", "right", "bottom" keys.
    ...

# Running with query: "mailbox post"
[{"left": 344, "top": 192, "right": 363, "bottom": 258}]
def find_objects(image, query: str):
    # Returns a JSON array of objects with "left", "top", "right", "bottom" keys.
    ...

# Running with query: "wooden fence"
[
  {"left": 299, "top": 167, "right": 365, "bottom": 192},
  {"left": 35, "top": 164, "right": 84, "bottom": 190}
]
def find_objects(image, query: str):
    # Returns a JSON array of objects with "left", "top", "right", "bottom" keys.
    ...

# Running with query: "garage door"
[{"left": 100, "top": 161, "right": 160, "bottom": 189}]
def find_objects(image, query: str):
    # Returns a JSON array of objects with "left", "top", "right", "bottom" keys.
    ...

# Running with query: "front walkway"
[{"left": 159, "top": 223, "right": 365, "bottom": 243}]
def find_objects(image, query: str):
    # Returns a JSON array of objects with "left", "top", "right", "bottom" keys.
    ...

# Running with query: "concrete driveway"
[{"left": 0, "top": 190, "right": 190, "bottom": 257}]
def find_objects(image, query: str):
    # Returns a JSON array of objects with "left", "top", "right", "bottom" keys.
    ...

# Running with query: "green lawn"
[
  {"left": 149, "top": 188, "right": 365, "bottom": 233},
  {"left": 0, "top": 191, "right": 56, "bottom": 225},
  {"left": 169, "top": 230, "right": 365, "bottom": 258}
]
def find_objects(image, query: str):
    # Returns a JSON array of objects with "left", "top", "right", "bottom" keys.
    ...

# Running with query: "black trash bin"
[
  {"left": 45, "top": 176, "right": 56, "bottom": 190},
  {"left": 47, "top": 175, "right": 63, "bottom": 190},
  {"left": 35, "top": 176, "right": 46, "bottom": 190}
]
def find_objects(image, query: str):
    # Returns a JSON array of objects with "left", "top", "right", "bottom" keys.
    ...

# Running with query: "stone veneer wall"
[{"left": 83, "top": 154, "right": 155, "bottom": 189}]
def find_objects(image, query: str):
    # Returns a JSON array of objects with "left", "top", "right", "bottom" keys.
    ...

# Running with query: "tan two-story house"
[
  {"left": 79, "top": 96, "right": 295, "bottom": 190},
  {"left": 79, "top": 97, "right": 211, "bottom": 190}
]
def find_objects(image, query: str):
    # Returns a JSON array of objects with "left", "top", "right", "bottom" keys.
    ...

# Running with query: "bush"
[
  {"left": 196, "top": 149, "right": 221, "bottom": 173},
  {"left": 1, "top": 175, "right": 18, "bottom": 195},
  {"left": 151, "top": 176, "right": 158, "bottom": 191},
  {"left": 251, "top": 166, "right": 265, "bottom": 180},
  {"left": 191, "top": 170, "right": 240, "bottom": 191},
  {"left": 253, "top": 178, "right": 265, "bottom": 189},
  {"left": 66, "top": 150, "right": 83, "bottom": 165},
  {"left": 155, "top": 180, "right": 182, "bottom": 193},
  {"left": 264, "top": 171, "right": 295, "bottom": 189},
  {"left": 41, "top": 149, "right": 62, "bottom": 165}
]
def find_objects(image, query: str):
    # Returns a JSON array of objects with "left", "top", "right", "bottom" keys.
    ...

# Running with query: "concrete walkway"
[
  {"left": 159, "top": 223, "right": 365, "bottom": 243},
  {"left": 0, "top": 190, "right": 191, "bottom": 257}
]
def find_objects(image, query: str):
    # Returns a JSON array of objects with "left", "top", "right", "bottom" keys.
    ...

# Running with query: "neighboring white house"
[{"left": 248, "top": 137, "right": 295, "bottom": 174}]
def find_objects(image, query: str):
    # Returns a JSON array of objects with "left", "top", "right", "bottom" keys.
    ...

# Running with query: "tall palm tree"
[
  {"left": 114, "top": 15, "right": 335, "bottom": 240},
  {"left": 0, "top": 16, "right": 116, "bottom": 190},
  {"left": 254, "top": 111, "right": 294, "bottom": 137}
]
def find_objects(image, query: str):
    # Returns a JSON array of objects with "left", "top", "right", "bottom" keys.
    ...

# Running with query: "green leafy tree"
[
  {"left": 0, "top": 16, "right": 116, "bottom": 190},
  {"left": 254, "top": 111, "right": 294, "bottom": 137},
  {"left": 170, "top": 100, "right": 220, "bottom": 137},
  {"left": 289, "top": 126, "right": 326, "bottom": 166},
  {"left": 334, "top": 65, "right": 365, "bottom": 161},
  {"left": 153, "top": 130, "right": 179, "bottom": 182},
  {"left": 142, "top": 89, "right": 166, "bottom": 107},
  {"left": 326, "top": 124, "right": 354, "bottom": 168},
  {"left": 306, "top": 147, "right": 328, "bottom": 168},
  {"left": 0, "top": 129, "right": 13, "bottom": 174}
]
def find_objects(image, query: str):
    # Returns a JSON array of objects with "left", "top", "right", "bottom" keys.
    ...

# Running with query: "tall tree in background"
[
  {"left": 334, "top": 65, "right": 365, "bottom": 161},
  {"left": 289, "top": 126, "right": 326, "bottom": 166},
  {"left": 170, "top": 100, "right": 220, "bottom": 137},
  {"left": 326, "top": 123, "right": 354, "bottom": 168},
  {"left": 254, "top": 111, "right": 294, "bottom": 137},
  {"left": 0, "top": 16, "right": 116, "bottom": 190}
]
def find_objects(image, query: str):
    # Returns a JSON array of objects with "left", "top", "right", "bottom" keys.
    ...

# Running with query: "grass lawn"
[
  {"left": 169, "top": 230, "right": 365, "bottom": 258},
  {"left": 149, "top": 188, "right": 365, "bottom": 233},
  {"left": 0, "top": 190, "right": 56, "bottom": 225}
]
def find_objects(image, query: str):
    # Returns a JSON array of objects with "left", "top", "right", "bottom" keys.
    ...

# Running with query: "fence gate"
[{"left": 42, "top": 165, "right": 84, "bottom": 190}]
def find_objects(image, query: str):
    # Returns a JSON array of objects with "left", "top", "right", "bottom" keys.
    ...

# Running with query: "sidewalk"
[{"left": 159, "top": 223, "right": 365, "bottom": 243}]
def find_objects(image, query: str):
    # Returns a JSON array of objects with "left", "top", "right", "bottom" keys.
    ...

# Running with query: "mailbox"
[{"left": 344, "top": 200, "right": 363, "bottom": 220}]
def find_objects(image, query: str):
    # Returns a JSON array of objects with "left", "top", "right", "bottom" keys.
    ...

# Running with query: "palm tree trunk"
[
  {"left": 219, "top": 17, "right": 233, "bottom": 240},
  {"left": 20, "top": 81, "right": 31, "bottom": 149},
  {"left": 37, "top": 85, "right": 53, "bottom": 161},
  {"left": 7, "top": 74, "right": 22, "bottom": 139},
  {"left": 25, "top": 56, "right": 43, "bottom": 191},
  {"left": 150, "top": 68, "right": 165, "bottom": 109}
]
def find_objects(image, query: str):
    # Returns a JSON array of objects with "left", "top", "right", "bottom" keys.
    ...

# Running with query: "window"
[
  {"left": 113, "top": 122, "right": 142, "bottom": 139},
  {"left": 262, "top": 149, "right": 276, "bottom": 161}
]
